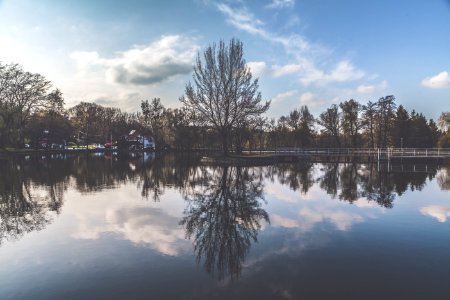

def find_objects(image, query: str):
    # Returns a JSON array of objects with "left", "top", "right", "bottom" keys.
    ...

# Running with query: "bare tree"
[
  {"left": 438, "top": 112, "right": 450, "bottom": 132},
  {"left": 317, "top": 104, "right": 341, "bottom": 147},
  {"left": 181, "top": 38, "right": 270, "bottom": 155},
  {"left": 377, "top": 95, "right": 396, "bottom": 148},
  {"left": 340, "top": 99, "right": 363, "bottom": 148},
  {"left": 141, "top": 98, "right": 165, "bottom": 147},
  {"left": 362, "top": 101, "right": 377, "bottom": 148}
]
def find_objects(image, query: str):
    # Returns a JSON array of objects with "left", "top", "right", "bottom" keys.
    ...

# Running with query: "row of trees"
[
  {"left": 2, "top": 38, "right": 450, "bottom": 152},
  {"left": 274, "top": 97, "right": 443, "bottom": 149}
]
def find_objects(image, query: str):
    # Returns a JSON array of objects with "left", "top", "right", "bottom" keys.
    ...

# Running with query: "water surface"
[{"left": 1, "top": 153, "right": 449, "bottom": 299}]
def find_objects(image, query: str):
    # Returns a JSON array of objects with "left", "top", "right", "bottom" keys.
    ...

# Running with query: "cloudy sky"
[{"left": 0, "top": 0, "right": 449, "bottom": 119}]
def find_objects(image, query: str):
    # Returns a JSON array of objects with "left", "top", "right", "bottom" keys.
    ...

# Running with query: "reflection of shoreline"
[
  {"left": 1, "top": 155, "right": 448, "bottom": 258},
  {"left": 0, "top": 181, "right": 64, "bottom": 247}
]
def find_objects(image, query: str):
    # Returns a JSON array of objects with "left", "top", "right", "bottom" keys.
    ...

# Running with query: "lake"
[{"left": 1, "top": 153, "right": 449, "bottom": 299}]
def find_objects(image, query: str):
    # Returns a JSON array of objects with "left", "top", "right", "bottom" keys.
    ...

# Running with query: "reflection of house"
[{"left": 115, "top": 130, "right": 155, "bottom": 151}]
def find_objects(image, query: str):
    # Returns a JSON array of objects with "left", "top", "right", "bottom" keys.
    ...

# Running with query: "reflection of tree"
[
  {"left": 437, "top": 167, "right": 450, "bottom": 190},
  {"left": 316, "top": 163, "right": 437, "bottom": 208},
  {"left": 319, "top": 164, "right": 339, "bottom": 198},
  {"left": 137, "top": 154, "right": 203, "bottom": 202},
  {"left": 338, "top": 164, "right": 359, "bottom": 202},
  {"left": 271, "top": 162, "right": 314, "bottom": 194},
  {"left": 180, "top": 166, "right": 269, "bottom": 280},
  {"left": 0, "top": 158, "right": 64, "bottom": 246}
]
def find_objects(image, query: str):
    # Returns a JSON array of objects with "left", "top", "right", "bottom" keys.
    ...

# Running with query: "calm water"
[{"left": 1, "top": 153, "right": 450, "bottom": 299}]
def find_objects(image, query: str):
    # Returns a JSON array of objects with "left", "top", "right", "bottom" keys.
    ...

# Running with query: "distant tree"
[
  {"left": 317, "top": 104, "right": 341, "bottom": 147},
  {"left": 288, "top": 109, "right": 301, "bottom": 131},
  {"left": 46, "top": 89, "right": 65, "bottom": 115},
  {"left": 409, "top": 111, "right": 431, "bottom": 147},
  {"left": 376, "top": 95, "right": 397, "bottom": 148},
  {"left": 438, "top": 112, "right": 450, "bottom": 132},
  {"left": 428, "top": 119, "right": 441, "bottom": 147},
  {"left": 340, "top": 99, "right": 363, "bottom": 148},
  {"left": 362, "top": 101, "right": 377, "bottom": 148},
  {"left": 298, "top": 105, "right": 315, "bottom": 146},
  {"left": 141, "top": 98, "right": 165, "bottom": 147},
  {"left": 391, "top": 105, "right": 410, "bottom": 148},
  {"left": 181, "top": 38, "right": 270, "bottom": 155},
  {"left": 68, "top": 102, "right": 101, "bottom": 145}
]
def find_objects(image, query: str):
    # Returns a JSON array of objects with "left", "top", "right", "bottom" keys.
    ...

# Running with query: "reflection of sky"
[
  {"left": 1, "top": 165, "right": 450, "bottom": 299},
  {"left": 69, "top": 187, "right": 190, "bottom": 256}
]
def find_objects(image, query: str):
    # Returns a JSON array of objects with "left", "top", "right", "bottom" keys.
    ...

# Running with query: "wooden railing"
[{"left": 241, "top": 148, "right": 450, "bottom": 157}]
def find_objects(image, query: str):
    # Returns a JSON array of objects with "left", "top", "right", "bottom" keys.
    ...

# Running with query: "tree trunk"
[
  {"left": 335, "top": 134, "right": 341, "bottom": 148},
  {"left": 221, "top": 130, "right": 229, "bottom": 156}
]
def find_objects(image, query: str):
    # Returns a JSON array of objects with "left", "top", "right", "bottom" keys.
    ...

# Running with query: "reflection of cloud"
[
  {"left": 420, "top": 205, "right": 450, "bottom": 222},
  {"left": 354, "top": 199, "right": 378, "bottom": 208},
  {"left": 73, "top": 206, "right": 188, "bottom": 256},
  {"left": 271, "top": 208, "right": 363, "bottom": 231},
  {"left": 271, "top": 215, "right": 299, "bottom": 228},
  {"left": 265, "top": 181, "right": 316, "bottom": 202}
]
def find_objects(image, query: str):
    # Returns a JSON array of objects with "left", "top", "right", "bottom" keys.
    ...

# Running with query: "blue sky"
[{"left": 0, "top": 0, "right": 449, "bottom": 119}]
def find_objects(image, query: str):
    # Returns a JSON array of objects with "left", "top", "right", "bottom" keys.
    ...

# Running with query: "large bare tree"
[{"left": 181, "top": 38, "right": 270, "bottom": 155}]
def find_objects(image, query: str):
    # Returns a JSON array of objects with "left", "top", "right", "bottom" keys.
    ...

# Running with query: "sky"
[{"left": 0, "top": 0, "right": 449, "bottom": 120}]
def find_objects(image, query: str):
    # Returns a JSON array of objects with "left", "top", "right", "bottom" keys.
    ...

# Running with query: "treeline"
[
  {"left": 1, "top": 61, "right": 449, "bottom": 150},
  {"left": 275, "top": 96, "right": 445, "bottom": 149}
]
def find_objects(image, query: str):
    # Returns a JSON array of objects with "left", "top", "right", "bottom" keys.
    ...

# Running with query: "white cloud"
[
  {"left": 216, "top": 3, "right": 266, "bottom": 37},
  {"left": 70, "top": 35, "right": 198, "bottom": 85},
  {"left": 326, "top": 60, "right": 365, "bottom": 83},
  {"left": 273, "top": 60, "right": 365, "bottom": 85},
  {"left": 421, "top": 71, "right": 450, "bottom": 89},
  {"left": 420, "top": 205, "right": 450, "bottom": 222},
  {"left": 272, "top": 63, "right": 303, "bottom": 77},
  {"left": 356, "top": 80, "right": 387, "bottom": 95},
  {"left": 216, "top": 3, "right": 310, "bottom": 54},
  {"left": 216, "top": 3, "right": 369, "bottom": 87},
  {"left": 266, "top": 0, "right": 295, "bottom": 9},
  {"left": 272, "top": 90, "right": 298, "bottom": 103},
  {"left": 298, "top": 92, "right": 327, "bottom": 107},
  {"left": 247, "top": 61, "right": 267, "bottom": 77}
]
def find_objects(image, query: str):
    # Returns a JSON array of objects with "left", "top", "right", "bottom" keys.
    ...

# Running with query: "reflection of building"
[{"left": 115, "top": 130, "right": 155, "bottom": 151}]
